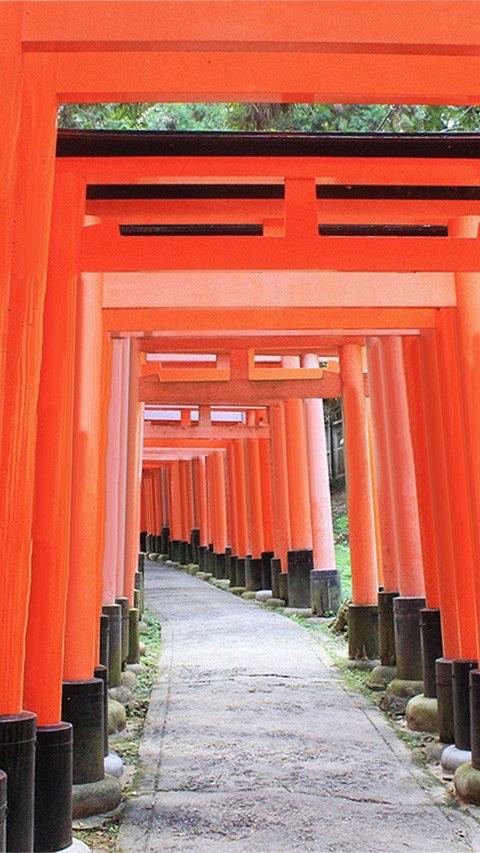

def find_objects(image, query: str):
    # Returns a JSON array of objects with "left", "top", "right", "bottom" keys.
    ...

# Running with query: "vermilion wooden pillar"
[
  {"left": 169, "top": 459, "right": 183, "bottom": 562},
  {"left": 212, "top": 451, "right": 228, "bottom": 577},
  {"left": 23, "top": 171, "right": 85, "bottom": 853},
  {"left": 24, "top": 171, "right": 86, "bottom": 723},
  {"left": 268, "top": 402, "right": 291, "bottom": 574},
  {"left": 123, "top": 341, "right": 143, "bottom": 602},
  {"left": 302, "top": 353, "right": 339, "bottom": 614},
  {"left": 340, "top": 344, "right": 379, "bottom": 659},
  {"left": 193, "top": 455, "right": 209, "bottom": 548},
  {"left": 366, "top": 338, "right": 398, "bottom": 594},
  {"left": 64, "top": 271, "right": 105, "bottom": 682},
  {"left": 435, "top": 310, "right": 477, "bottom": 660},
  {"left": 258, "top": 435, "right": 275, "bottom": 588},
  {"left": 245, "top": 430, "right": 265, "bottom": 591},
  {"left": 380, "top": 337, "right": 425, "bottom": 598},
  {"left": 103, "top": 339, "right": 126, "bottom": 604},
  {"left": 450, "top": 217, "right": 480, "bottom": 660},
  {"left": 282, "top": 356, "right": 314, "bottom": 608},
  {"left": 380, "top": 336, "right": 425, "bottom": 681},
  {"left": 232, "top": 439, "right": 249, "bottom": 589},
  {"left": 225, "top": 441, "right": 238, "bottom": 577}
]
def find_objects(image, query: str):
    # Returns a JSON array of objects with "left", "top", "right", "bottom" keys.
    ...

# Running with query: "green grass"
[{"left": 333, "top": 513, "right": 352, "bottom": 601}]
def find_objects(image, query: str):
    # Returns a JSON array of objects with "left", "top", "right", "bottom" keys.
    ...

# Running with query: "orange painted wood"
[
  {"left": 283, "top": 357, "right": 313, "bottom": 552},
  {"left": 449, "top": 216, "right": 480, "bottom": 656},
  {"left": 82, "top": 227, "right": 480, "bottom": 274},
  {"left": 0, "top": 55, "right": 57, "bottom": 714},
  {"left": 64, "top": 273, "right": 105, "bottom": 681},
  {"left": 268, "top": 403, "right": 291, "bottom": 572},
  {"left": 124, "top": 340, "right": 143, "bottom": 602},
  {"left": 232, "top": 440, "right": 250, "bottom": 559},
  {"left": 225, "top": 442, "right": 238, "bottom": 557},
  {"left": 169, "top": 459, "right": 183, "bottom": 542},
  {"left": 302, "top": 354, "right": 335, "bottom": 570},
  {"left": 193, "top": 456, "right": 209, "bottom": 547},
  {"left": 245, "top": 434, "right": 264, "bottom": 560},
  {"left": 435, "top": 311, "right": 478, "bottom": 658},
  {"left": 258, "top": 437, "right": 275, "bottom": 554},
  {"left": 417, "top": 331, "right": 461, "bottom": 659},
  {"left": 340, "top": 345, "right": 378, "bottom": 605},
  {"left": 56, "top": 49, "right": 480, "bottom": 105},
  {"left": 104, "top": 306, "right": 438, "bottom": 334},
  {"left": 365, "top": 338, "right": 398, "bottom": 592},
  {"left": 402, "top": 337, "right": 440, "bottom": 609},
  {"left": 24, "top": 171, "right": 85, "bottom": 726},
  {"left": 380, "top": 337, "right": 425, "bottom": 598}
]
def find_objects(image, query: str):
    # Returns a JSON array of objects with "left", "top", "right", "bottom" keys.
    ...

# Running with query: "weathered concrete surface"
[{"left": 117, "top": 564, "right": 480, "bottom": 852}]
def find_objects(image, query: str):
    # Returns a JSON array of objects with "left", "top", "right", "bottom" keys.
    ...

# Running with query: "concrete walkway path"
[{"left": 117, "top": 563, "right": 480, "bottom": 852}]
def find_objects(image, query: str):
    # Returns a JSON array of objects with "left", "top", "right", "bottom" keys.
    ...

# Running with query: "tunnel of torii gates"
[{"left": 5, "top": 1, "right": 480, "bottom": 851}]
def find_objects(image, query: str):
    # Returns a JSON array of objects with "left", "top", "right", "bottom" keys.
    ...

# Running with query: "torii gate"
[{"left": 4, "top": 3, "right": 480, "bottom": 850}]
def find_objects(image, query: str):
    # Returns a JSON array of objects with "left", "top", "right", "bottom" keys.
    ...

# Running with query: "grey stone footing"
[
  {"left": 310, "top": 568, "right": 341, "bottom": 615},
  {"left": 246, "top": 556, "right": 263, "bottom": 591},
  {"left": 378, "top": 590, "right": 398, "bottom": 667},
  {"left": 420, "top": 608, "right": 443, "bottom": 698},
  {"left": 369, "top": 664, "right": 396, "bottom": 690},
  {"left": 64, "top": 840, "right": 91, "bottom": 852},
  {"left": 393, "top": 596, "right": 426, "bottom": 681},
  {"left": 261, "top": 551, "right": 274, "bottom": 590},
  {"left": 278, "top": 572, "right": 289, "bottom": 604},
  {"left": 348, "top": 603, "right": 379, "bottom": 660},
  {"left": 454, "top": 762, "right": 480, "bottom": 804},
  {"left": 379, "top": 678, "right": 424, "bottom": 715},
  {"left": 436, "top": 658, "right": 455, "bottom": 744},
  {"left": 406, "top": 694, "right": 439, "bottom": 732},
  {"left": 72, "top": 775, "right": 122, "bottom": 819},
  {"left": 287, "top": 549, "right": 313, "bottom": 608},
  {"left": 271, "top": 557, "right": 282, "bottom": 599},
  {"left": 104, "top": 750, "right": 123, "bottom": 779},
  {"left": 442, "top": 744, "right": 472, "bottom": 775}
]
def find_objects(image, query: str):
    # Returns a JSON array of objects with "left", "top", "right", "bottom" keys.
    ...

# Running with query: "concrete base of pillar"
[
  {"left": 393, "top": 596, "right": 426, "bottom": 681},
  {"left": 104, "top": 750, "right": 123, "bottom": 778},
  {"left": 369, "top": 664, "right": 396, "bottom": 690},
  {"left": 454, "top": 762, "right": 480, "bottom": 803},
  {"left": 378, "top": 590, "right": 399, "bottom": 667},
  {"left": 226, "top": 553, "right": 237, "bottom": 584},
  {"left": 442, "top": 745, "right": 472, "bottom": 775},
  {"left": 261, "top": 551, "right": 274, "bottom": 590},
  {"left": 406, "top": 694, "right": 439, "bottom": 733},
  {"left": 64, "top": 840, "right": 91, "bottom": 852},
  {"left": 72, "top": 775, "right": 122, "bottom": 819},
  {"left": 287, "top": 549, "right": 313, "bottom": 608},
  {"left": 348, "top": 603, "right": 379, "bottom": 660},
  {"left": 214, "top": 551, "right": 227, "bottom": 580},
  {"left": 436, "top": 658, "right": 455, "bottom": 745},
  {"left": 235, "top": 557, "right": 247, "bottom": 587},
  {"left": 380, "top": 678, "right": 424, "bottom": 715},
  {"left": 246, "top": 556, "right": 263, "bottom": 592},
  {"left": 170, "top": 540, "right": 182, "bottom": 563},
  {"left": 271, "top": 557, "right": 282, "bottom": 599},
  {"left": 278, "top": 572, "right": 289, "bottom": 605},
  {"left": 310, "top": 569, "right": 341, "bottom": 615}
]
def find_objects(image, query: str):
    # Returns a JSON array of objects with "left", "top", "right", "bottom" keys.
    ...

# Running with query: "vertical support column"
[
  {"left": 193, "top": 456, "right": 209, "bottom": 569},
  {"left": 380, "top": 336, "right": 425, "bottom": 683},
  {"left": 245, "top": 426, "right": 265, "bottom": 592},
  {"left": 258, "top": 436, "right": 275, "bottom": 590},
  {"left": 63, "top": 273, "right": 120, "bottom": 808},
  {"left": 0, "top": 50, "right": 57, "bottom": 853},
  {"left": 103, "top": 339, "right": 124, "bottom": 604},
  {"left": 302, "top": 353, "right": 339, "bottom": 615},
  {"left": 169, "top": 460, "right": 183, "bottom": 563},
  {"left": 225, "top": 441, "right": 238, "bottom": 581},
  {"left": 340, "top": 344, "right": 379, "bottom": 660},
  {"left": 212, "top": 451, "right": 228, "bottom": 578},
  {"left": 283, "top": 357, "right": 314, "bottom": 609},
  {"left": 268, "top": 402, "right": 291, "bottom": 601},
  {"left": 232, "top": 439, "right": 249, "bottom": 589},
  {"left": 23, "top": 171, "right": 86, "bottom": 853},
  {"left": 161, "top": 467, "right": 171, "bottom": 553}
]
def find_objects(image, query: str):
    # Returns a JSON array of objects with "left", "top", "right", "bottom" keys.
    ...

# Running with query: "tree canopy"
[{"left": 58, "top": 102, "right": 480, "bottom": 133}]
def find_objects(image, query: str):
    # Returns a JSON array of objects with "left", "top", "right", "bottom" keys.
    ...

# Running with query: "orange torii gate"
[{"left": 3, "top": 2, "right": 480, "bottom": 849}]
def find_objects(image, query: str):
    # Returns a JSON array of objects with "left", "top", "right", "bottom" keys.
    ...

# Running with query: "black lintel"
[
  {"left": 57, "top": 129, "right": 480, "bottom": 159},
  {"left": 87, "top": 183, "right": 284, "bottom": 199},
  {"left": 119, "top": 223, "right": 263, "bottom": 236},
  {"left": 318, "top": 224, "right": 448, "bottom": 236}
]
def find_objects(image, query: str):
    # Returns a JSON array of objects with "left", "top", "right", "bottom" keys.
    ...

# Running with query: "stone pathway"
[{"left": 117, "top": 563, "right": 480, "bottom": 852}]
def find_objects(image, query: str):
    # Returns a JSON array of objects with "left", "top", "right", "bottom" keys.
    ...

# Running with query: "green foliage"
[{"left": 58, "top": 101, "right": 480, "bottom": 133}]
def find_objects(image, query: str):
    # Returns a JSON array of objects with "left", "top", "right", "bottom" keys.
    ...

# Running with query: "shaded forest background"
[{"left": 59, "top": 102, "right": 480, "bottom": 132}]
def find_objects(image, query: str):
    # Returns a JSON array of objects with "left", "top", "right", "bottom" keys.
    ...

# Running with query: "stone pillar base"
[
  {"left": 436, "top": 658, "right": 455, "bottom": 744},
  {"left": 454, "top": 762, "right": 480, "bottom": 803},
  {"left": 287, "top": 549, "right": 313, "bottom": 609},
  {"left": 72, "top": 775, "right": 122, "bottom": 819},
  {"left": 393, "top": 596, "right": 426, "bottom": 681},
  {"left": 261, "top": 551, "right": 274, "bottom": 590},
  {"left": 348, "top": 603, "right": 379, "bottom": 661},
  {"left": 406, "top": 694, "right": 438, "bottom": 732},
  {"left": 246, "top": 556, "right": 263, "bottom": 592},
  {"left": 310, "top": 568, "right": 341, "bottom": 615}
]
